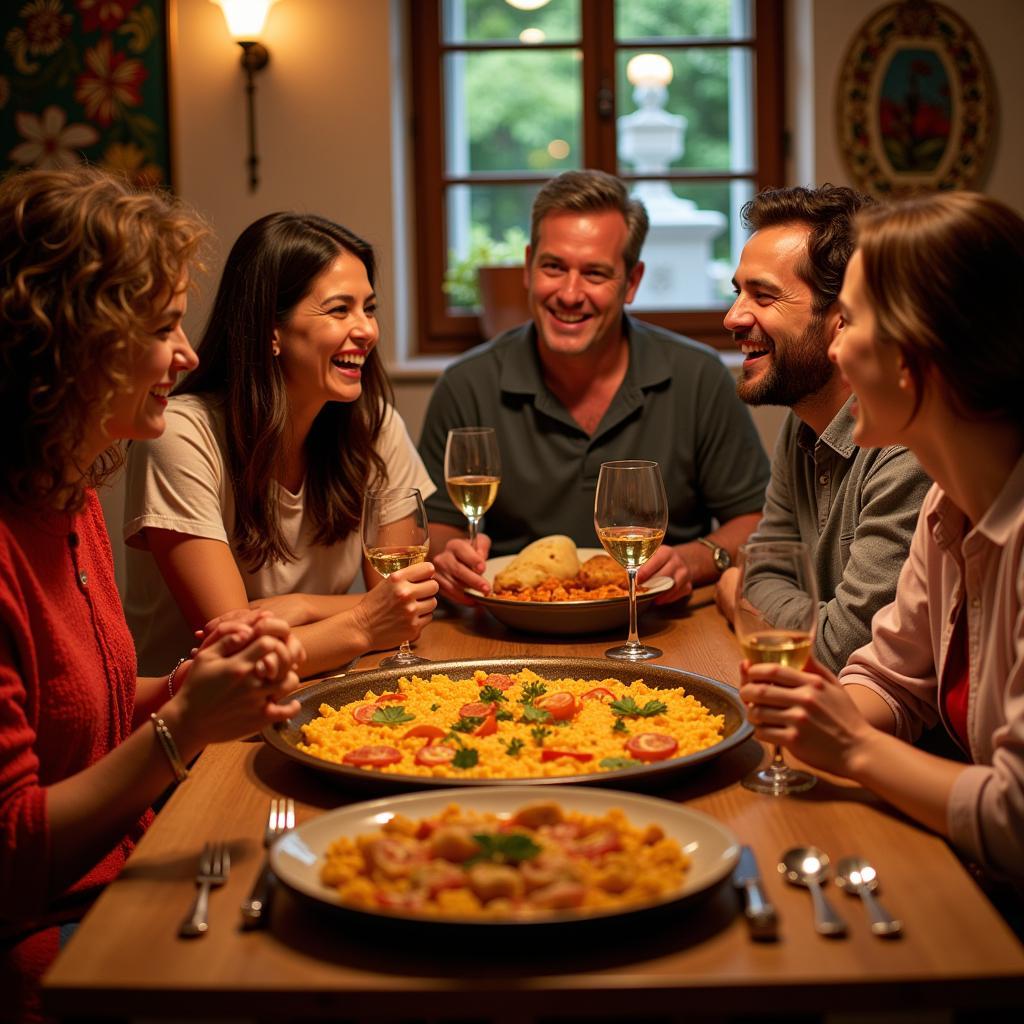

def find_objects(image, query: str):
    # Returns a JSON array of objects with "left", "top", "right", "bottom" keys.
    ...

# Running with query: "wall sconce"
[{"left": 213, "top": 0, "right": 277, "bottom": 191}]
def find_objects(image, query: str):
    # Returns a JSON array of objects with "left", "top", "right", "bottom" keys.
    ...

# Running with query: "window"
[{"left": 410, "top": 0, "right": 784, "bottom": 354}]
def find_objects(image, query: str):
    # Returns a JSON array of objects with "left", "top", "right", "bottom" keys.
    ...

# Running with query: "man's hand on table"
[
  {"left": 638, "top": 544, "right": 693, "bottom": 605},
  {"left": 433, "top": 534, "right": 492, "bottom": 605}
]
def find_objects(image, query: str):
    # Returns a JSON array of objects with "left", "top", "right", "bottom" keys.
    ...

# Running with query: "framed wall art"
[
  {"left": 836, "top": 0, "right": 997, "bottom": 197},
  {"left": 0, "top": 0, "right": 173, "bottom": 188}
]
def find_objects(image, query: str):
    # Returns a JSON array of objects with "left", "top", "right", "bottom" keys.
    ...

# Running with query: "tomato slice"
[
  {"left": 472, "top": 714, "right": 497, "bottom": 737},
  {"left": 539, "top": 749, "right": 594, "bottom": 763},
  {"left": 415, "top": 744, "right": 457, "bottom": 766},
  {"left": 402, "top": 724, "right": 447, "bottom": 741},
  {"left": 535, "top": 691, "right": 577, "bottom": 721},
  {"left": 352, "top": 703, "right": 380, "bottom": 725},
  {"left": 459, "top": 701, "right": 497, "bottom": 719},
  {"left": 374, "top": 692, "right": 406, "bottom": 703},
  {"left": 479, "top": 673, "right": 514, "bottom": 691},
  {"left": 343, "top": 744, "right": 402, "bottom": 767},
  {"left": 624, "top": 733, "right": 679, "bottom": 762},
  {"left": 580, "top": 687, "right": 616, "bottom": 703}
]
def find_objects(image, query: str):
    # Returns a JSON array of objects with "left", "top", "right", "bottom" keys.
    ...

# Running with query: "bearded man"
[{"left": 714, "top": 185, "right": 932, "bottom": 672}]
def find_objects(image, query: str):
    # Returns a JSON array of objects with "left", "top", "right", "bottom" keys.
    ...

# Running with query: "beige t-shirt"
[{"left": 123, "top": 394, "right": 435, "bottom": 675}]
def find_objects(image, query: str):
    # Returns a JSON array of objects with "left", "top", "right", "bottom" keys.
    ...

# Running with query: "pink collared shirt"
[{"left": 839, "top": 453, "right": 1024, "bottom": 881}]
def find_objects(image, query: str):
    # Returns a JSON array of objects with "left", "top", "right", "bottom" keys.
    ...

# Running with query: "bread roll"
[{"left": 494, "top": 535, "right": 579, "bottom": 592}]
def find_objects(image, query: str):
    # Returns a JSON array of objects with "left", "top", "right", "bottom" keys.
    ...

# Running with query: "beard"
[{"left": 736, "top": 314, "right": 835, "bottom": 407}]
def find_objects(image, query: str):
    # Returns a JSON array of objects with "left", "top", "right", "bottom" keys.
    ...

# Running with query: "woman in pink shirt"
[
  {"left": 0, "top": 168, "right": 304, "bottom": 1021},
  {"left": 740, "top": 192, "right": 1024, "bottom": 883}
]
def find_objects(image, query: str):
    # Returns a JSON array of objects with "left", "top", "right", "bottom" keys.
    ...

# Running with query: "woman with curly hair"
[
  {"left": 0, "top": 168, "right": 304, "bottom": 1021},
  {"left": 739, "top": 192, "right": 1024, "bottom": 887},
  {"left": 123, "top": 213, "right": 438, "bottom": 678}
]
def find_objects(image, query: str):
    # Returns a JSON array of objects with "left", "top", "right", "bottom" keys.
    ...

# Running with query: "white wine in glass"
[
  {"left": 361, "top": 486, "right": 431, "bottom": 668},
  {"left": 734, "top": 540, "right": 818, "bottom": 795},
  {"left": 594, "top": 461, "right": 668, "bottom": 661},
  {"left": 444, "top": 427, "right": 501, "bottom": 544}
]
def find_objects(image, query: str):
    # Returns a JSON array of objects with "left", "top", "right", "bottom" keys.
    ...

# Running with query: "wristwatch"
[{"left": 697, "top": 537, "right": 732, "bottom": 573}]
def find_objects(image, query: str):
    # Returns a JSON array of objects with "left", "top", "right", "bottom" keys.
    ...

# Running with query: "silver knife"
[{"left": 733, "top": 845, "right": 779, "bottom": 940}]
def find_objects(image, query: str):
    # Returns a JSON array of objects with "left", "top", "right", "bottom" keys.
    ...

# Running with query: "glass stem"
[
  {"left": 467, "top": 517, "right": 478, "bottom": 543},
  {"left": 398, "top": 640, "right": 413, "bottom": 656},
  {"left": 626, "top": 567, "right": 639, "bottom": 647},
  {"left": 769, "top": 744, "right": 788, "bottom": 774}
]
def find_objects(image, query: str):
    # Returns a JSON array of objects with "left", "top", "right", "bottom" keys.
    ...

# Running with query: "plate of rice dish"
[
  {"left": 264, "top": 657, "right": 752, "bottom": 792},
  {"left": 465, "top": 539, "right": 672, "bottom": 635},
  {"left": 269, "top": 786, "right": 740, "bottom": 928}
]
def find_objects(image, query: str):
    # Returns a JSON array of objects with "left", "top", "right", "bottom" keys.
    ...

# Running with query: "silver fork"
[
  {"left": 179, "top": 842, "right": 230, "bottom": 938},
  {"left": 240, "top": 797, "right": 294, "bottom": 929}
]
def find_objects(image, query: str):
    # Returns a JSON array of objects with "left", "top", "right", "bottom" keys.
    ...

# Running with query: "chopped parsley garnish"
[
  {"left": 520, "top": 681, "right": 548, "bottom": 703},
  {"left": 430, "top": 703, "right": 441, "bottom": 712},
  {"left": 599, "top": 756, "right": 642, "bottom": 771},
  {"left": 451, "top": 715, "right": 486, "bottom": 733},
  {"left": 370, "top": 705, "right": 416, "bottom": 726},
  {"left": 531, "top": 725, "right": 552, "bottom": 747},
  {"left": 504, "top": 737, "right": 525, "bottom": 758},
  {"left": 452, "top": 747, "right": 479, "bottom": 769},
  {"left": 520, "top": 705, "right": 552, "bottom": 724},
  {"left": 466, "top": 832, "right": 541, "bottom": 866},
  {"left": 478, "top": 686, "right": 509, "bottom": 704},
  {"left": 610, "top": 696, "right": 668, "bottom": 719},
  {"left": 612, "top": 717, "right": 629, "bottom": 734},
  {"left": 495, "top": 709, "right": 514, "bottom": 721}
]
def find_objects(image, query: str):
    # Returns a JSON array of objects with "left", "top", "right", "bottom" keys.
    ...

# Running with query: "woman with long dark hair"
[
  {"left": 124, "top": 213, "right": 438, "bottom": 677},
  {"left": 739, "top": 192, "right": 1024, "bottom": 884}
]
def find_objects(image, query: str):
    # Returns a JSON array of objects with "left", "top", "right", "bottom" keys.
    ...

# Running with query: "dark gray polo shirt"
[
  {"left": 418, "top": 317, "right": 769, "bottom": 557},
  {"left": 747, "top": 398, "right": 932, "bottom": 673}
]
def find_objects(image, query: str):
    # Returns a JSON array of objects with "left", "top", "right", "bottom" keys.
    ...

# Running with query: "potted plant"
[{"left": 443, "top": 225, "right": 530, "bottom": 339}]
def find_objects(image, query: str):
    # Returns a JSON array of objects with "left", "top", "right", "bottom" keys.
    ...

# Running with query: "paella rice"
[
  {"left": 297, "top": 667, "right": 725, "bottom": 779},
  {"left": 320, "top": 799, "right": 690, "bottom": 919}
]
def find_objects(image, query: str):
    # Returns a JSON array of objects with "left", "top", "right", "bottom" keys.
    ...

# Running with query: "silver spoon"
[
  {"left": 779, "top": 846, "right": 847, "bottom": 937},
  {"left": 835, "top": 856, "right": 903, "bottom": 937}
]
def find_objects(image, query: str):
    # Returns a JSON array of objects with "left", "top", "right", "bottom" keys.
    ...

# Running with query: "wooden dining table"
[{"left": 44, "top": 589, "right": 1024, "bottom": 1020}]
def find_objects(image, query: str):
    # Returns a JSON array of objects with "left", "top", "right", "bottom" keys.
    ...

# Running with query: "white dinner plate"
[
  {"left": 465, "top": 548, "right": 673, "bottom": 635},
  {"left": 270, "top": 785, "right": 740, "bottom": 928}
]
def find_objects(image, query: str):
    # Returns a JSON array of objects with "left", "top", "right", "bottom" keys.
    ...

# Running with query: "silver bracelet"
[
  {"left": 167, "top": 656, "right": 187, "bottom": 699},
  {"left": 151, "top": 713, "right": 189, "bottom": 783}
]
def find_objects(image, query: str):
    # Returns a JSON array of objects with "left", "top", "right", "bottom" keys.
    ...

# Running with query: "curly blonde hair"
[{"left": 0, "top": 167, "right": 208, "bottom": 511}]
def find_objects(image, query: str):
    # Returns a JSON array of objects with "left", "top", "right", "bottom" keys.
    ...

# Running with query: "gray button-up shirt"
[{"left": 748, "top": 398, "right": 932, "bottom": 673}]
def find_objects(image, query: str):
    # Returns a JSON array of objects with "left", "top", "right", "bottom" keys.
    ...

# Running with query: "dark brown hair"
[
  {"left": 742, "top": 184, "right": 874, "bottom": 314},
  {"left": 176, "top": 212, "right": 394, "bottom": 570},
  {"left": 530, "top": 169, "right": 649, "bottom": 273},
  {"left": 854, "top": 191, "right": 1024, "bottom": 426},
  {"left": 0, "top": 167, "right": 207, "bottom": 512}
]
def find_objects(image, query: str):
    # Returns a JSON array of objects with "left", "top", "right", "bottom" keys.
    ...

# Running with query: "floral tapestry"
[{"left": 0, "top": 0, "right": 171, "bottom": 188}]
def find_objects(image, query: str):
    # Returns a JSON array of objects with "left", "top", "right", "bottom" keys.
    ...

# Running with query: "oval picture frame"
[{"left": 836, "top": 0, "right": 997, "bottom": 197}]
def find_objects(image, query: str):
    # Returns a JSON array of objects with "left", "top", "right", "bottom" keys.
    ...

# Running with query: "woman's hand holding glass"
[
  {"left": 734, "top": 540, "right": 819, "bottom": 795},
  {"left": 361, "top": 487, "right": 435, "bottom": 667}
]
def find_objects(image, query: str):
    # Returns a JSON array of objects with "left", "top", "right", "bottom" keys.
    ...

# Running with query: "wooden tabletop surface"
[{"left": 44, "top": 590, "right": 1024, "bottom": 1020}]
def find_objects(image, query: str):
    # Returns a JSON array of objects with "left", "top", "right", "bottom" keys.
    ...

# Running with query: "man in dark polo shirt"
[
  {"left": 714, "top": 184, "right": 932, "bottom": 671},
  {"left": 420, "top": 169, "right": 769, "bottom": 606}
]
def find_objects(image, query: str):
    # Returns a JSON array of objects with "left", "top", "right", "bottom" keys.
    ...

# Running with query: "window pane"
[
  {"left": 627, "top": 179, "right": 755, "bottom": 311},
  {"left": 615, "top": 0, "right": 752, "bottom": 40},
  {"left": 444, "top": 183, "right": 541, "bottom": 311},
  {"left": 616, "top": 48, "right": 754, "bottom": 173},
  {"left": 443, "top": 0, "right": 579, "bottom": 45},
  {"left": 444, "top": 50, "right": 582, "bottom": 174}
]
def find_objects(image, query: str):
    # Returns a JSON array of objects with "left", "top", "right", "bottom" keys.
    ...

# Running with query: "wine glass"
[
  {"left": 734, "top": 540, "right": 819, "bottom": 795},
  {"left": 594, "top": 460, "right": 668, "bottom": 661},
  {"left": 361, "top": 486, "right": 431, "bottom": 668},
  {"left": 444, "top": 427, "right": 501, "bottom": 545}
]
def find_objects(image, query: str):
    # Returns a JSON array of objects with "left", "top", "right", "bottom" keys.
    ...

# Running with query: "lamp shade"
[
  {"left": 214, "top": 0, "right": 277, "bottom": 40},
  {"left": 626, "top": 53, "right": 673, "bottom": 89}
]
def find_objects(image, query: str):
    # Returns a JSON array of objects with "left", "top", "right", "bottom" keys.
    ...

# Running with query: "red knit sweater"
[{"left": 0, "top": 490, "right": 150, "bottom": 1021}]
